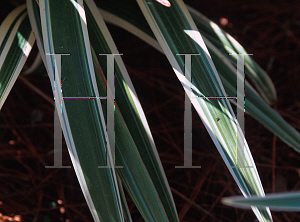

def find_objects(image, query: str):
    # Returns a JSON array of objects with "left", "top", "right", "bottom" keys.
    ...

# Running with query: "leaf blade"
[
  {"left": 37, "top": 0, "right": 125, "bottom": 221},
  {"left": 222, "top": 191, "right": 300, "bottom": 211},
  {"left": 0, "top": 4, "right": 35, "bottom": 110},
  {"left": 135, "top": 0, "right": 272, "bottom": 221}
]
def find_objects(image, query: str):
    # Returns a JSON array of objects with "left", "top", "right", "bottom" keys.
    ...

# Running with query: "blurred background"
[{"left": 0, "top": 0, "right": 300, "bottom": 221}]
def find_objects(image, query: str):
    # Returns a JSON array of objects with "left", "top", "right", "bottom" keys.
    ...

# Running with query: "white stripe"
[
  {"left": 185, "top": 29, "right": 264, "bottom": 198},
  {"left": 70, "top": 0, "right": 87, "bottom": 24},
  {"left": 18, "top": 32, "right": 32, "bottom": 57},
  {"left": 173, "top": 66, "right": 251, "bottom": 196}
]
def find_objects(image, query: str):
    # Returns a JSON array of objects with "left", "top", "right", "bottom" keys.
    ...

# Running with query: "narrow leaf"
[
  {"left": 135, "top": 0, "right": 272, "bottom": 221},
  {"left": 0, "top": 4, "right": 35, "bottom": 109},
  {"left": 222, "top": 191, "right": 300, "bottom": 211},
  {"left": 37, "top": 0, "right": 125, "bottom": 221}
]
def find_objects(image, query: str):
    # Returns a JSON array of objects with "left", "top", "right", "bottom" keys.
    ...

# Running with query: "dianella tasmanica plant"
[{"left": 1, "top": 0, "right": 300, "bottom": 221}]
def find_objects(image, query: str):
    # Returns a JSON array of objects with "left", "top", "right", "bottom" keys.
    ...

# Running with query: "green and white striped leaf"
[
  {"left": 28, "top": 0, "right": 179, "bottom": 221},
  {"left": 84, "top": 0, "right": 178, "bottom": 221},
  {"left": 187, "top": 6, "right": 277, "bottom": 105},
  {"left": 0, "top": 4, "right": 35, "bottom": 109},
  {"left": 97, "top": 1, "right": 300, "bottom": 152},
  {"left": 35, "top": 0, "right": 125, "bottom": 221},
  {"left": 222, "top": 191, "right": 300, "bottom": 211},
  {"left": 135, "top": 0, "right": 272, "bottom": 221}
]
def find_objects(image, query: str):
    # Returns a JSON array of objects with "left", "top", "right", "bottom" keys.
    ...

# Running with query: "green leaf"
[
  {"left": 135, "top": 0, "right": 272, "bottom": 221},
  {"left": 35, "top": 0, "right": 125, "bottom": 221},
  {"left": 222, "top": 191, "right": 300, "bottom": 211},
  {"left": 0, "top": 4, "right": 35, "bottom": 109}
]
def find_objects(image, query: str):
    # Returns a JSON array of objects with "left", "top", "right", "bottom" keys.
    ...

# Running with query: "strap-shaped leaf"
[
  {"left": 222, "top": 191, "right": 300, "bottom": 211},
  {"left": 97, "top": 1, "right": 300, "bottom": 152},
  {"left": 36, "top": 0, "right": 125, "bottom": 221},
  {"left": 0, "top": 4, "right": 35, "bottom": 109},
  {"left": 187, "top": 6, "right": 277, "bottom": 104},
  {"left": 135, "top": 0, "right": 272, "bottom": 221},
  {"left": 84, "top": 0, "right": 178, "bottom": 221}
]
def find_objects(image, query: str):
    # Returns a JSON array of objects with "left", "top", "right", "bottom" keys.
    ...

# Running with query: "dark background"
[{"left": 0, "top": 0, "right": 300, "bottom": 221}]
